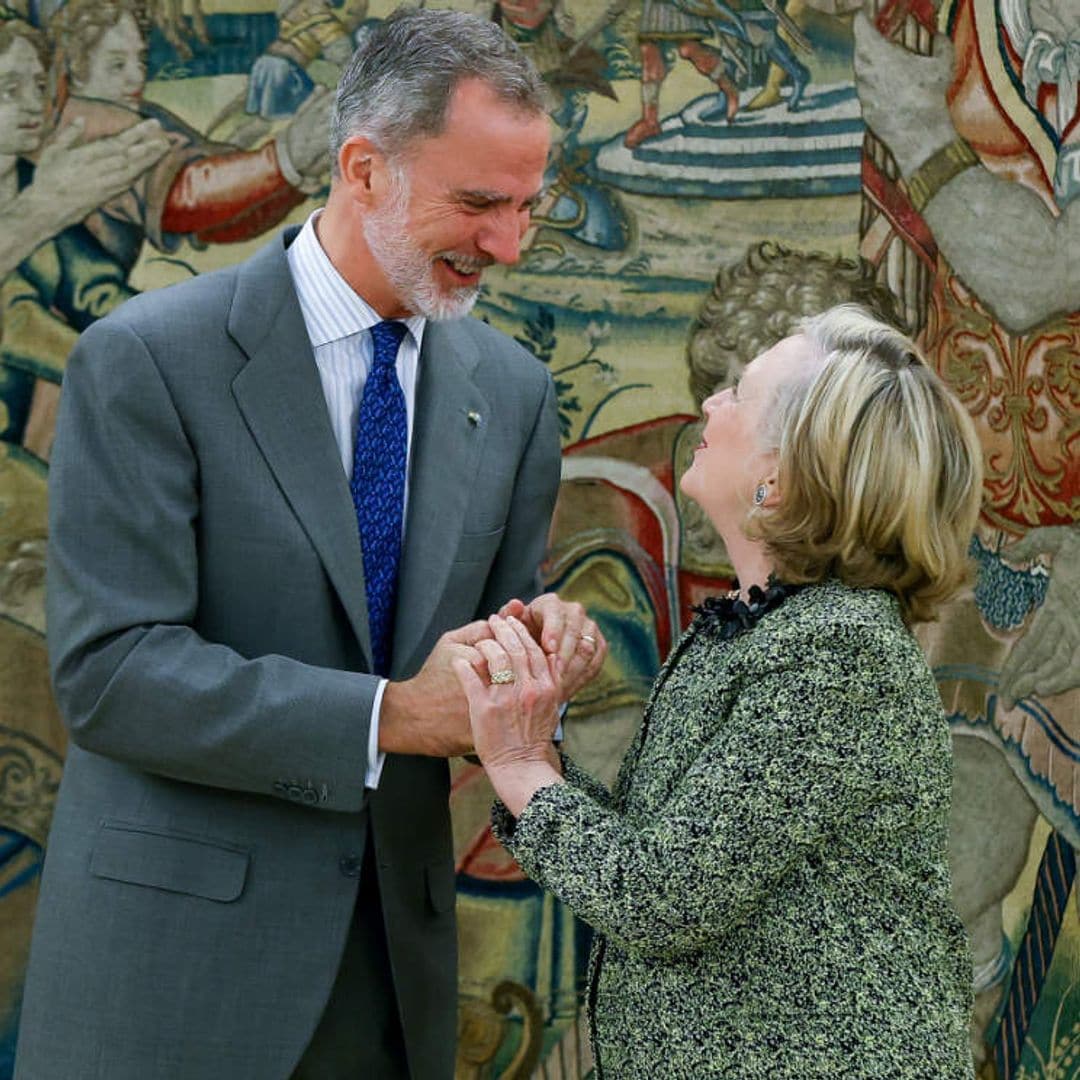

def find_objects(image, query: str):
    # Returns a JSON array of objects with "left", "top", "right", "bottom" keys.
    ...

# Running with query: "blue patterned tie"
[{"left": 351, "top": 319, "right": 409, "bottom": 676}]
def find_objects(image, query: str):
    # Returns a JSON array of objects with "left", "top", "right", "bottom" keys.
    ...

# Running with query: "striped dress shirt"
[{"left": 286, "top": 210, "right": 427, "bottom": 788}]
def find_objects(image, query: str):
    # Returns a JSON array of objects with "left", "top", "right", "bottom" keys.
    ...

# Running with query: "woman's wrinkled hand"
[
  {"left": 451, "top": 614, "right": 562, "bottom": 771},
  {"left": 498, "top": 593, "right": 608, "bottom": 704}
]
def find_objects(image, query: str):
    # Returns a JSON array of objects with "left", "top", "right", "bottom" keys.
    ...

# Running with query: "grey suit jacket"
[{"left": 16, "top": 229, "right": 561, "bottom": 1080}]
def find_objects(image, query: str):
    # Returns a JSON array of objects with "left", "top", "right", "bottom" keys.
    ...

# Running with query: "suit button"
[{"left": 339, "top": 855, "right": 362, "bottom": 878}]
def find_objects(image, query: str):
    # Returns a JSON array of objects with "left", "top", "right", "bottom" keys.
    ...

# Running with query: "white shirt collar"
[{"left": 287, "top": 209, "right": 426, "bottom": 352}]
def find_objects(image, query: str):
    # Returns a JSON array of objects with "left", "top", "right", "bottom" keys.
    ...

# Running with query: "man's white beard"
[{"left": 362, "top": 166, "right": 483, "bottom": 321}]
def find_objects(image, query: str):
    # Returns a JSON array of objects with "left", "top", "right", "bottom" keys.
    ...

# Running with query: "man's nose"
[{"left": 477, "top": 208, "right": 529, "bottom": 266}]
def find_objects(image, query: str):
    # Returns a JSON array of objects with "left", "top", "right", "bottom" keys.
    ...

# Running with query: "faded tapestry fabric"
[{"left": 494, "top": 579, "right": 974, "bottom": 1078}]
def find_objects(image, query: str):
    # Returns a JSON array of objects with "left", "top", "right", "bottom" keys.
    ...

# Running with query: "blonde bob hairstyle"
[{"left": 748, "top": 304, "right": 983, "bottom": 624}]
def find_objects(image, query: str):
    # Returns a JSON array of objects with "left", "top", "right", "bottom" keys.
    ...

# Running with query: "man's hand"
[
  {"left": 999, "top": 526, "right": 1080, "bottom": 709},
  {"left": 499, "top": 592, "right": 607, "bottom": 703},
  {"left": 852, "top": 12, "right": 957, "bottom": 177},
  {"left": 31, "top": 118, "right": 172, "bottom": 230},
  {"left": 0, "top": 118, "right": 173, "bottom": 278},
  {"left": 379, "top": 620, "right": 493, "bottom": 757}
]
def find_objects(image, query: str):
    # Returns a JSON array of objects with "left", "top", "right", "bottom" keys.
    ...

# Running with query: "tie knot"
[{"left": 371, "top": 320, "right": 408, "bottom": 367}]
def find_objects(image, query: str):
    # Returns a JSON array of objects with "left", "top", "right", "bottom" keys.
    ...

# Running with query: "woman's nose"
[{"left": 701, "top": 389, "right": 724, "bottom": 415}]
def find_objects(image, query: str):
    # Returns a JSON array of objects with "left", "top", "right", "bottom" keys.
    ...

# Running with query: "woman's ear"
[{"left": 757, "top": 459, "right": 781, "bottom": 508}]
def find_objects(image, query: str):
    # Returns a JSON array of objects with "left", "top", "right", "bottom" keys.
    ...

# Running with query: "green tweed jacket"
[{"left": 494, "top": 579, "right": 974, "bottom": 1079}]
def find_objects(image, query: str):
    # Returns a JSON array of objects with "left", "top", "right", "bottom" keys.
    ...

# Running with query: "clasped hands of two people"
[{"left": 381, "top": 595, "right": 606, "bottom": 800}]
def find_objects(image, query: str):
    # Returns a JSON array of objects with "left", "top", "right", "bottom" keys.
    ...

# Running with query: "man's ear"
[{"left": 337, "top": 136, "right": 387, "bottom": 209}]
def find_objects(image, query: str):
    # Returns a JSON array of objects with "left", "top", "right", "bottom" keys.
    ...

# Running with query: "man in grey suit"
[{"left": 16, "top": 10, "right": 603, "bottom": 1079}]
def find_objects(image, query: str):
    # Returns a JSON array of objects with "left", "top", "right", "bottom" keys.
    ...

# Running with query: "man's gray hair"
[{"left": 330, "top": 8, "right": 548, "bottom": 170}]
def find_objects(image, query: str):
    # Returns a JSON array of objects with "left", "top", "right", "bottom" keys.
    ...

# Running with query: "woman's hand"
[
  {"left": 498, "top": 593, "right": 608, "bottom": 704},
  {"left": 451, "top": 615, "right": 565, "bottom": 815}
]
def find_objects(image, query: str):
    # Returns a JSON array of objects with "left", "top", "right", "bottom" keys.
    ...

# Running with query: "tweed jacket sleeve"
[
  {"left": 559, "top": 751, "right": 615, "bottom": 808},
  {"left": 493, "top": 600, "right": 935, "bottom": 961}
]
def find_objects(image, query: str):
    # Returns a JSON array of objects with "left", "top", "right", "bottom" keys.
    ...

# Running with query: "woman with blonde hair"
[{"left": 456, "top": 305, "right": 980, "bottom": 1078}]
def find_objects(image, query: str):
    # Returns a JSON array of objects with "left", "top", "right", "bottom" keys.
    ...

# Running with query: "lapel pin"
[{"left": 467, "top": 410, "right": 481, "bottom": 427}]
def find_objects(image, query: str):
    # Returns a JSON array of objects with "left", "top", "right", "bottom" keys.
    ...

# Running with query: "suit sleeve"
[
  {"left": 492, "top": 624, "right": 921, "bottom": 959},
  {"left": 475, "top": 369, "right": 561, "bottom": 613},
  {"left": 47, "top": 318, "right": 378, "bottom": 812}
]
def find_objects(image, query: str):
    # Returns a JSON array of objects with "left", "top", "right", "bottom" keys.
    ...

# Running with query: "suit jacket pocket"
[
  {"left": 89, "top": 821, "right": 250, "bottom": 903},
  {"left": 425, "top": 858, "right": 456, "bottom": 915},
  {"left": 453, "top": 525, "right": 505, "bottom": 566}
]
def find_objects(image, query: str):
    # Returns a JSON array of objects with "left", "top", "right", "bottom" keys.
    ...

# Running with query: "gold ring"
[
  {"left": 580, "top": 634, "right": 597, "bottom": 645},
  {"left": 490, "top": 669, "right": 516, "bottom": 685}
]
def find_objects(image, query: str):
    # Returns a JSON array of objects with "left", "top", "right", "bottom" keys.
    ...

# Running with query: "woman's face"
[
  {"left": 74, "top": 12, "right": 147, "bottom": 108},
  {"left": 0, "top": 36, "right": 47, "bottom": 158},
  {"left": 679, "top": 333, "right": 810, "bottom": 536}
]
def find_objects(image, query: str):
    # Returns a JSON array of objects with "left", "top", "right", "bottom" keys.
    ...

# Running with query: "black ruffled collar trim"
[{"left": 691, "top": 577, "right": 804, "bottom": 640}]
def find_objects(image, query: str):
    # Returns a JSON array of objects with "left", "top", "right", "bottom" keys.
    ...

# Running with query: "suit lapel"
[
  {"left": 227, "top": 232, "right": 374, "bottom": 667},
  {"left": 392, "top": 319, "right": 489, "bottom": 677}
]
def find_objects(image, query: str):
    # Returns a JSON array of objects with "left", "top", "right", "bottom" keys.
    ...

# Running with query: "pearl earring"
[{"left": 753, "top": 484, "right": 768, "bottom": 506}]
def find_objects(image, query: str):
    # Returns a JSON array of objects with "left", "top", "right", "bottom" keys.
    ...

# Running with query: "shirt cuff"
[{"left": 366, "top": 678, "right": 388, "bottom": 789}]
